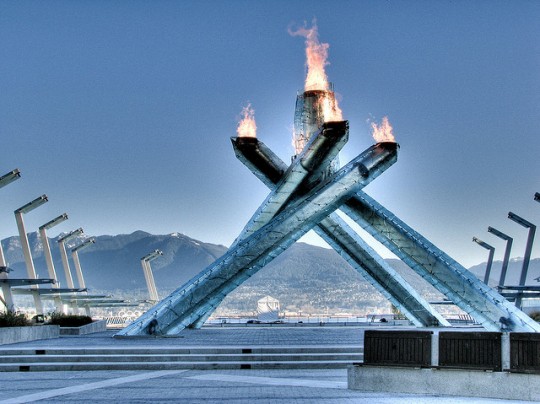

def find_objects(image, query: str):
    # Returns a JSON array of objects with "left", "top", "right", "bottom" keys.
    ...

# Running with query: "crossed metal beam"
[
  {"left": 118, "top": 118, "right": 539, "bottom": 335},
  {"left": 118, "top": 122, "right": 401, "bottom": 336}
]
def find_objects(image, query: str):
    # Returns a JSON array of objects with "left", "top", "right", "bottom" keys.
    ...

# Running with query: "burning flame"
[
  {"left": 237, "top": 104, "right": 257, "bottom": 138},
  {"left": 371, "top": 116, "right": 396, "bottom": 143},
  {"left": 289, "top": 20, "right": 330, "bottom": 92},
  {"left": 289, "top": 20, "right": 343, "bottom": 125}
]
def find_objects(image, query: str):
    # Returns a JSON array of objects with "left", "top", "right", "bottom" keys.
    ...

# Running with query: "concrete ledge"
[
  {"left": 0, "top": 325, "right": 60, "bottom": 345},
  {"left": 59, "top": 320, "right": 107, "bottom": 336},
  {"left": 348, "top": 364, "right": 540, "bottom": 401}
]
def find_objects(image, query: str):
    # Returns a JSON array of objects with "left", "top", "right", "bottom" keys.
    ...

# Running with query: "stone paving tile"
[
  {"left": 0, "top": 369, "right": 527, "bottom": 404},
  {"left": 0, "top": 326, "right": 527, "bottom": 403},
  {"left": 2, "top": 326, "right": 367, "bottom": 348}
]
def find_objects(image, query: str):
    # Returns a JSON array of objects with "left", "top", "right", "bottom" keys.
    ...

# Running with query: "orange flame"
[
  {"left": 371, "top": 116, "right": 396, "bottom": 143},
  {"left": 318, "top": 92, "right": 342, "bottom": 122},
  {"left": 237, "top": 104, "right": 257, "bottom": 138},
  {"left": 289, "top": 20, "right": 330, "bottom": 92}
]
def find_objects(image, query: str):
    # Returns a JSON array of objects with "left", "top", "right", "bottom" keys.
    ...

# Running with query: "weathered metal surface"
[
  {"left": 341, "top": 192, "right": 540, "bottom": 332},
  {"left": 117, "top": 143, "right": 397, "bottom": 336},
  {"left": 225, "top": 137, "right": 448, "bottom": 328}
]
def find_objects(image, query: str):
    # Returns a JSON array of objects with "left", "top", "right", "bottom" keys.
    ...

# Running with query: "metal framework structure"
[
  {"left": 118, "top": 139, "right": 399, "bottom": 335},
  {"left": 223, "top": 136, "right": 448, "bottom": 328},
  {"left": 117, "top": 88, "right": 540, "bottom": 336}
]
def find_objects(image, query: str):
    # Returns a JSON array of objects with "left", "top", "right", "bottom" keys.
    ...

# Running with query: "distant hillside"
[
  {"left": 2, "top": 230, "right": 538, "bottom": 314},
  {"left": 2, "top": 230, "right": 227, "bottom": 292},
  {"left": 468, "top": 258, "right": 540, "bottom": 287}
]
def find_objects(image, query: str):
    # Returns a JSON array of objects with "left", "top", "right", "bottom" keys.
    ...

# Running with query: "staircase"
[{"left": 0, "top": 345, "right": 363, "bottom": 371}]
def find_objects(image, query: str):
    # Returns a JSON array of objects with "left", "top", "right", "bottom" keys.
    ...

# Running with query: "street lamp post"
[
  {"left": 534, "top": 192, "right": 539, "bottom": 203},
  {"left": 58, "top": 228, "right": 83, "bottom": 313},
  {"left": 508, "top": 212, "right": 536, "bottom": 309},
  {"left": 0, "top": 169, "right": 21, "bottom": 311},
  {"left": 57, "top": 228, "right": 83, "bottom": 289},
  {"left": 487, "top": 226, "right": 514, "bottom": 291},
  {"left": 14, "top": 194, "right": 48, "bottom": 314},
  {"left": 71, "top": 238, "right": 95, "bottom": 316},
  {"left": 141, "top": 250, "right": 162, "bottom": 302},
  {"left": 39, "top": 213, "right": 68, "bottom": 312},
  {"left": 473, "top": 237, "right": 495, "bottom": 285}
]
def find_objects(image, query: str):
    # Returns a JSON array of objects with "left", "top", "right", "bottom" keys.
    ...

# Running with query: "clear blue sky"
[{"left": 1, "top": 1, "right": 538, "bottom": 268}]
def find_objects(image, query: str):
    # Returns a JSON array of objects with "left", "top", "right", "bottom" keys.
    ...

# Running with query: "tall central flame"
[
  {"left": 289, "top": 21, "right": 330, "bottom": 92},
  {"left": 290, "top": 21, "right": 343, "bottom": 155},
  {"left": 237, "top": 103, "right": 257, "bottom": 138}
]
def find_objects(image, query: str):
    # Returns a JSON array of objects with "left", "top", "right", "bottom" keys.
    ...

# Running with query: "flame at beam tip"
[
  {"left": 237, "top": 103, "right": 257, "bottom": 138},
  {"left": 371, "top": 116, "right": 396, "bottom": 143}
]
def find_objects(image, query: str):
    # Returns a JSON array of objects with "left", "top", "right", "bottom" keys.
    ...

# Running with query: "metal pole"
[
  {"left": 39, "top": 214, "right": 68, "bottom": 312},
  {"left": 15, "top": 196, "right": 48, "bottom": 315},
  {"left": 58, "top": 228, "right": 83, "bottom": 313},
  {"left": 508, "top": 212, "right": 536, "bottom": 309},
  {"left": 0, "top": 169, "right": 21, "bottom": 311},
  {"left": 472, "top": 237, "right": 495, "bottom": 285},
  {"left": 488, "top": 227, "right": 513, "bottom": 291}
]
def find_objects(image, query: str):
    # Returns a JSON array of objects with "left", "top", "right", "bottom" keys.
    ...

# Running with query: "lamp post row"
[
  {"left": 0, "top": 168, "right": 94, "bottom": 315},
  {"left": 473, "top": 192, "right": 539, "bottom": 310}
]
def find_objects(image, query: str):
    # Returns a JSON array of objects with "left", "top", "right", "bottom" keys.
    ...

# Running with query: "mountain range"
[{"left": 2, "top": 231, "right": 539, "bottom": 314}]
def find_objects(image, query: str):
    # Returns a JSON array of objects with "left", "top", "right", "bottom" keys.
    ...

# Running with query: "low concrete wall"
[
  {"left": 348, "top": 365, "right": 540, "bottom": 401},
  {"left": 0, "top": 325, "right": 60, "bottom": 345},
  {"left": 59, "top": 319, "right": 107, "bottom": 336}
]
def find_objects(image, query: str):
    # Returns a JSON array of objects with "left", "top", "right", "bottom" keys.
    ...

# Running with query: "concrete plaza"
[{"left": 0, "top": 326, "right": 530, "bottom": 403}]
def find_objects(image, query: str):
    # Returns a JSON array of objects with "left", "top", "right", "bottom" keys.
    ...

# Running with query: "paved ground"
[{"left": 0, "top": 326, "right": 530, "bottom": 403}]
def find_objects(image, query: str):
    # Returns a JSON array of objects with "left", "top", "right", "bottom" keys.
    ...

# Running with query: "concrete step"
[
  {"left": 0, "top": 360, "right": 357, "bottom": 372},
  {"left": 0, "top": 352, "right": 362, "bottom": 364},
  {"left": 0, "top": 345, "right": 363, "bottom": 371},
  {"left": 0, "top": 345, "right": 363, "bottom": 356}
]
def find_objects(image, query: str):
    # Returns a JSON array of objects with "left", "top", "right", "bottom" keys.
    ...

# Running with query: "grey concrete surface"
[
  {"left": 0, "top": 326, "right": 530, "bottom": 403},
  {"left": 0, "top": 325, "right": 59, "bottom": 345}
]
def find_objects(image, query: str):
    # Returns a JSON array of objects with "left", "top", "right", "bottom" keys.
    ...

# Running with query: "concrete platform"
[{"left": 0, "top": 326, "right": 528, "bottom": 403}]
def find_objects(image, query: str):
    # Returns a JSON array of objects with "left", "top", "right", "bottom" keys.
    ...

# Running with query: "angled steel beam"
[
  {"left": 117, "top": 142, "right": 398, "bottom": 336},
  {"left": 15, "top": 195, "right": 48, "bottom": 314},
  {"left": 57, "top": 228, "right": 83, "bottom": 289},
  {"left": 72, "top": 238, "right": 96, "bottom": 316},
  {"left": 341, "top": 192, "right": 540, "bottom": 332},
  {"left": 508, "top": 212, "right": 536, "bottom": 309},
  {"left": 230, "top": 121, "right": 348, "bottom": 249},
  {"left": 0, "top": 168, "right": 21, "bottom": 311},
  {"left": 220, "top": 136, "right": 447, "bottom": 328},
  {"left": 488, "top": 226, "right": 513, "bottom": 291},
  {"left": 141, "top": 249, "right": 162, "bottom": 302},
  {"left": 473, "top": 237, "right": 495, "bottom": 285},
  {"left": 39, "top": 213, "right": 69, "bottom": 311}
]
